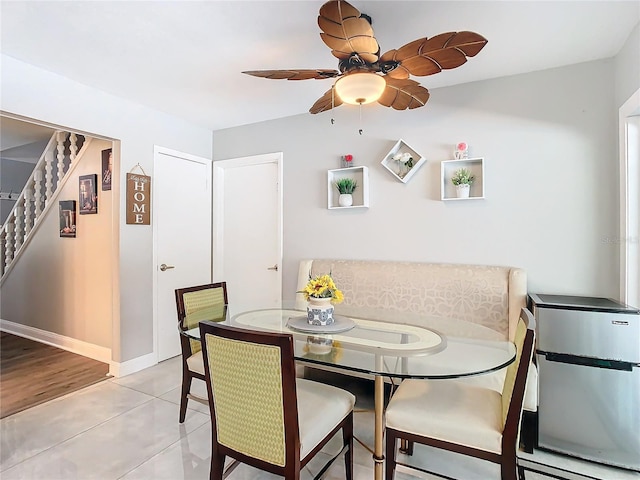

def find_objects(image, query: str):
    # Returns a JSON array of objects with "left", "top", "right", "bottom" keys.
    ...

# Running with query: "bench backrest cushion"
[{"left": 296, "top": 259, "right": 526, "bottom": 341}]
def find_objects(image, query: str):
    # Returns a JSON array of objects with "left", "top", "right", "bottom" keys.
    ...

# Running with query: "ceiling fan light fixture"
[{"left": 335, "top": 72, "right": 386, "bottom": 105}]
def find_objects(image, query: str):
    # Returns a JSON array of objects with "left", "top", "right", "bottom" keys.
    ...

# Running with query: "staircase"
[{"left": 1, "top": 131, "right": 92, "bottom": 281}]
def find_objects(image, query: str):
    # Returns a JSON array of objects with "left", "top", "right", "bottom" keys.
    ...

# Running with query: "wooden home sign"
[{"left": 126, "top": 172, "right": 151, "bottom": 225}]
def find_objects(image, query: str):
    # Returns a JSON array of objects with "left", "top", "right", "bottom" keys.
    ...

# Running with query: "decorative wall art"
[
  {"left": 79, "top": 174, "right": 98, "bottom": 214},
  {"left": 102, "top": 148, "right": 113, "bottom": 191},
  {"left": 454, "top": 142, "right": 469, "bottom": 159},
  {"left": 380, "top": 139, "right": 426, "bottom": 184},
  {"left": 59, "top": 200, "right": 77, "bottom": 238},
  {"left": 126, "top": 164, "right": 151, "bottom": 225},
  {"left": 341, "top": 154, "right": 354, "bottom": 168}
]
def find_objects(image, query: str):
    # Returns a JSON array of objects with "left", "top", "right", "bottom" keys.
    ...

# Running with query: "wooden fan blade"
[
  {"left": 381, "top": 31, "right": 488, "bottom": 79},
  {"left": 309, "top": 88, "right": 344, "bottom": 114},
  {"left": 378, "top": 77, "right": 430, "bottom": 110},
  {"left": 318, "top": 0, "right": 379, "bottom": 64},
  {"left": 243, "top": 69, "right": 341, "bottom": 80}
]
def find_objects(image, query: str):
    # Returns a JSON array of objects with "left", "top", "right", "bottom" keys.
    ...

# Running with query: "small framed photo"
[
  {"left": 79, "top": 174, "right": 98, "bottom": 214},
  {"left": 59, "top": 200, "right": 77, "bottom": 238},
  {"left": 102, "top": 148, "right": 113, "bottom": 191}
]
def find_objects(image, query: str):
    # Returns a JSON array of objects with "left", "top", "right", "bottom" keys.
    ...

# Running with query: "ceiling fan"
[{"left": 243, "top": 0, "right": 488, "bottom": 114}]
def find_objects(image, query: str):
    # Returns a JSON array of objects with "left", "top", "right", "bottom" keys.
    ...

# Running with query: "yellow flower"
[
  {"left": 332, "top": 289, "right": 344, "bottom": 304},
  {"left": 297, "top": 272, "right": 344, "bottom": 304}
]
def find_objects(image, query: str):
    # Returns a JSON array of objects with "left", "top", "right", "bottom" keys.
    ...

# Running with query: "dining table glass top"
[{"left": 182, "top": 304, "right": 516, "bottom": 380}]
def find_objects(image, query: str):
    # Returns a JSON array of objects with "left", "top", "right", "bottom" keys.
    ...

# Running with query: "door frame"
[
  {"left": 619, "top": 89, "right": 640, "bottom": 306},
  {"left": 212, "top": 152, "right": 283, "bottom": 295},
  {"left": 152, "top": 145, "right": 213, "bottom": 362}
]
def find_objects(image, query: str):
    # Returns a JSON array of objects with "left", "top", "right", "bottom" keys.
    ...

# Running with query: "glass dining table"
[{"left": 182, "top": 305, "right": 516, "bottom": 480}]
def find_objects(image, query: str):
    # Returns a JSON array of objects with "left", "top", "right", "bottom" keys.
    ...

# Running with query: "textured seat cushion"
[
  {"left": 186, "top": 350, "right": 205, "bottom": 375},
  {"left": 385, "top": 379, "right": 503, "bottom": 454},
  {"left": 296, "top": 378, "right": 355, "bottom": 460}
]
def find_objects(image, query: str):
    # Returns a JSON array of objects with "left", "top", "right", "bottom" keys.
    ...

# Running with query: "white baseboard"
[
  {"left": 109, "top": 352, "right": 157, "bottom": 378},
  {"left": 0, "top": 319, "right": 160, "bottom": 378},
  {"left": 1, "top": 318, "right": 111, "bottom": 361}
]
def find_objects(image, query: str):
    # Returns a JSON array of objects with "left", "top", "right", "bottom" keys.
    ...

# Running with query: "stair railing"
[{"left": 1, "top": 131, "right": 90, "bottom": 280}]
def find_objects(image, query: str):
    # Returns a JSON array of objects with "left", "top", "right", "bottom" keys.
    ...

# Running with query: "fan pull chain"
[
  {"left": 331, "top": 86, "right": 335, "bottom": 125},
  {"left": 359, "top": 103, "right": 363, "bottom": 135}
]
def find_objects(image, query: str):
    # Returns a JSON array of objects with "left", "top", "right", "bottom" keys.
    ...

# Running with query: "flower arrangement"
[
  {"left": 455, "top": 142, "right": 469, "bottom": 159},
  {"left": 341, "top": 154, "right": 353, "bottom": 168},
  {"left": 451, "top": 167, "right": 475, "bottom": 186},
  {"left": 335, "top": 178, "right": 357, "bottom": 194},
  {"left": 298, "top": 273, "right": 344, "bottom": 304},
  {"left": 392, "top": 152, "right": 414, "bottom": 177}
]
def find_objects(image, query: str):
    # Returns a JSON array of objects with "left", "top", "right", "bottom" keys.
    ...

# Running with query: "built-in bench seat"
[{"left": 295, "top": 258, "right": 538, "bottom": 450}]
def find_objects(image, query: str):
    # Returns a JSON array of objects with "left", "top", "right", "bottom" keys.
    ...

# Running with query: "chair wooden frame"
[
  {"left": 175, "top": 282, "right": 228, "bottom": 423},
  {"left": 199, "top": 321, "right": 354, "bottom": 480},
  {"left": 385, "top": 308, "right": 536, "bottom": 480}
]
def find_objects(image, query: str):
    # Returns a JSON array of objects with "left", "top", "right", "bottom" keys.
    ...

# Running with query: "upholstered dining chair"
[
  {"left": 175, "top": 282, "right": 228, "bottom": 423},
  {"left": 384, "top": 308, "right": 536, "bottom": 480},
  {"left": 199, "top": 321, "right": 355, "bottom": 480}
]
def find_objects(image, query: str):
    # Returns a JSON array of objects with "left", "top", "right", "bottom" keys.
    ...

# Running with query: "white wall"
[
  {"left": 2, "top": 139, "right": 114, "bottom": 348},
  {"left": 213, "top": 60, "right": 619, "bottom": 303},
  {"left": 614, "top": 23, "right": 640, "bottom": 109},
  {"left": 1, "top": 54, "right": 213, "bottom": 364}
]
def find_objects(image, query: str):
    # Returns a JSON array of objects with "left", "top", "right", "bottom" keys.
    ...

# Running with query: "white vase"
[
  {"left": 455, "top": 184, "right": 470, "bottom": 198},
  {"left": 306, "top": 297, "right": 335, "bottom": 326},
  {"left": 338, "top": 193, "right": 353, "bottom": 207}
]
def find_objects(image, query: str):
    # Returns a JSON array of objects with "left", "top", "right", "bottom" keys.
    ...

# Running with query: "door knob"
[
  {"left": 267, "top": 264, "right": 278, "bottom": 271},
  {"left": 160, "top": 263, "right": 175, "bottom": 271}
]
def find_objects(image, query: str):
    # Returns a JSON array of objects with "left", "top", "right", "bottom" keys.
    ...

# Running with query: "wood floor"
[{"left": 0, "top": 332, "right": 110, "bottom": 419}]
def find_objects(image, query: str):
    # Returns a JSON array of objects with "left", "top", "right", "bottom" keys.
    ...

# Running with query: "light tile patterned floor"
[{"left": 1, "top": 357, "right": 638, "bottom": 480}]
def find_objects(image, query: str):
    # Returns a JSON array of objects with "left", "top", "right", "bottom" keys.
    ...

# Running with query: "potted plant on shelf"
[
  {"left": 451, "top": 168, "right": 474, "bottom": 198},
  {"left": 297, "top": 273, "right": 344, "bottom": 326},
  {"left": 335, "top": 178, "right": 358, "bottom": 207}
]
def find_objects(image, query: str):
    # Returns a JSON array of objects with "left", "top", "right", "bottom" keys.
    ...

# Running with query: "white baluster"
[
  {"left": 44, "top": 150, "right": 54, "bottom": 204},
  {"left": 24, "top": 189, "right": 33, "bottom": 236},
  {"left": 56, "top": 131, "right": 66, "bottom": 188},
  {"left": 4, "top": 223, "right": 15, "bottom": 269},
  {"left": 69, "top": 133, "right": 78, "bottom": 167},
  {"left": 14, "top": 206, "right": 23, "bottom": 252},
  {"left": 34, "top": 169, "right": 43, "bottom": 219}
]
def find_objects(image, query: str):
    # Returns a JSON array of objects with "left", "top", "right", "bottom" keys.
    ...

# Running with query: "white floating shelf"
[
  {"left": 441, "top": 157, "right": 485, "bottom": 201},
  {"left": 327, "top": 166, "right": 369, "bottom": 209},
  {"left": 381, "top": 139, "right": 426, "bottom": 184}
]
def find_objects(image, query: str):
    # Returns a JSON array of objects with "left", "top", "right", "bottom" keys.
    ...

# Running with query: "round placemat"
[{"left": 286, "top": 315, "right": 356, "bottom": 334}]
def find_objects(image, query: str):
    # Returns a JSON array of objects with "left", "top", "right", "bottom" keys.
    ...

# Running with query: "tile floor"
[{"left": 1, "top": 357, "right": 638, "bottom": 480}]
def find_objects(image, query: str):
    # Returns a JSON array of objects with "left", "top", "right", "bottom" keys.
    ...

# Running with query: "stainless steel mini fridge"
[{"left": 530, "top": 294, "right": 640, "bottom": 471}]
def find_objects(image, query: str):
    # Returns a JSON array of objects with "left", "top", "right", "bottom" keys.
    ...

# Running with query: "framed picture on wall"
[
  {"left": 102, "top": 148, "right": 113, "bottom": 191},
  {"left": 79, "top": 174, "right": 98, "bottom": 214},
  {"left": 59, "top": 200, "right": 77, "bottom": 238}
]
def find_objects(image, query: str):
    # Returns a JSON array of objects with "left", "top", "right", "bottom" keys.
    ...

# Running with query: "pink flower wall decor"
[
  {"left": 341, "top": 154, "right": 354, "bottom": 168},
  {"left": 455, "top": 142, "right": 469, "bottom": 159}
]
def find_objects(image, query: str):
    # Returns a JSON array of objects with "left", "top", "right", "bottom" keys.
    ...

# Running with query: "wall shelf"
[
  {"left": 380, "top": 139, "right": 426, "bottom": 183},
  {"left": 441, "top": 157, "right": 485, "bottom": 200},
  {"left": 327, "top": 166, "right": 369, "bottom": 209}
]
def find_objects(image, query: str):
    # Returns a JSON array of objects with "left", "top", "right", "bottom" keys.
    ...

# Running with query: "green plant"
[
  {"left": 451, "top": 168, "right": 475, "bottom": 186},
  {"left": 335, "top": 178, "right": 358, "bottom": 194}
]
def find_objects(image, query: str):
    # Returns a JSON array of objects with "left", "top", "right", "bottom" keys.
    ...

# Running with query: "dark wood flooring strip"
[{"left": 0, "top": 332, "right": 110, "bottom": 418}]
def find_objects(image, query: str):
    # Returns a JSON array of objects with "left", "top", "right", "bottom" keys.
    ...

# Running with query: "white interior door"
[
  {"left": 154, "top": 147, "right": 212, "bottom": 361},
  {"left": 213, "top": 153, "right": 282, "bottom": 316}
]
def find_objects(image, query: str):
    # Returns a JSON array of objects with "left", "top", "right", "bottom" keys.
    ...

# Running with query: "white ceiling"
[{"left": 1, "top": 1, "right": 639, "bottom": 132}]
